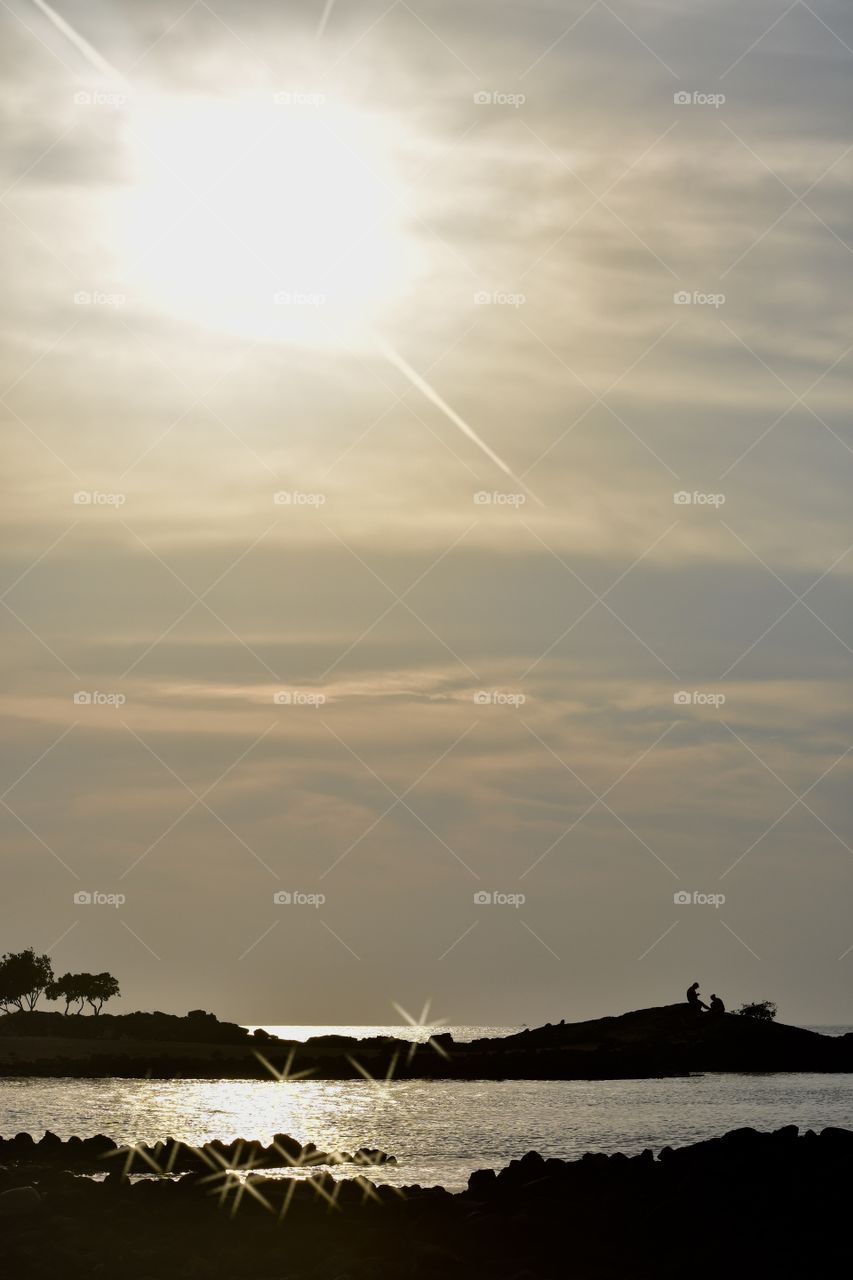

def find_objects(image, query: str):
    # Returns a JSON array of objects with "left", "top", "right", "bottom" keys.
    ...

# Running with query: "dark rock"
[
  {"left": 819, "top": 1126, "right": 853, "bottom": 1148},
  {"left": 467, "top": 1167, "right": 497, "bottom": 1195},
  {"left": 352, "top": 1147, "right": 395, "bottom": 1165},
  {"left": 772, "top": 1124, "right": 799, "bottom": 1141},
  {"left": 720, "top": 1126, "right": 762, "bottom": 1146},
  {"left": 3, "top": 1124, "right": 851, "bottom": 1278},
  {"left": 0, "top": 1186, "right": 41, "bottom": 1217},
  {"left": 3, "top": 1002, "right": 850, "bottom": 1081},
  {"left": 272, "top": 1133, "right": 302, "bottom": 1159}
]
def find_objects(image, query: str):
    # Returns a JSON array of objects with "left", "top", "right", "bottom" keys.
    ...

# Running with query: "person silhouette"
[
  {"left": 686, "top": 981, "right": 708, "bottom": 1012},
  {"left": 708, "top": 993, "right": 725, "bottom": 1016}
]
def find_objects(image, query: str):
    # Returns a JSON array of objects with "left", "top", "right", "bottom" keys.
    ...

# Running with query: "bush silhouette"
[{"left": 734, "top": 999, "right": 777, "bottom": 1021}]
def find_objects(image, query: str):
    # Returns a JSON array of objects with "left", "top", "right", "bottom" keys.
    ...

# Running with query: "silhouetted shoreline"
[
  {"left": 0, "top": 1130, "right": 397, "bottom": 1174},
  {"left": 1, "top": 1125, "right": 851, "bottom": 1278},
  {"left": 2, "top": 1004, "right": 853, "bottom": 1080}
]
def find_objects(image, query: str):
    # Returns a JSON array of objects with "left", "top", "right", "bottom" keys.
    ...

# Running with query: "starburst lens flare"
[
  {"left": 120, "top": 93, "right": 416, "bottom": 346},
  {"left": 392, "top": 1000, "right": 452, "bottom": 1064},
  {"left": 105, "top": 1048, "right": 408, "bottom": 1222}
]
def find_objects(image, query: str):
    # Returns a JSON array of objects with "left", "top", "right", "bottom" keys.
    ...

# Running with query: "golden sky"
[{"left": 2, "top": 0, "right": 853, "bottom": 1024}]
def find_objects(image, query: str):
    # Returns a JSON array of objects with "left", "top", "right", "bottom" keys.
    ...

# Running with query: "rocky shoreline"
[
  {"left": 2, "top": 1003, "right": 852, "bottom": 1081},
  {"left": 0, "top": 1130, "right": 396, "bottom": 1175},
  {"left": 1, "top": 1125, "right": 851, "bottom": 1277}
]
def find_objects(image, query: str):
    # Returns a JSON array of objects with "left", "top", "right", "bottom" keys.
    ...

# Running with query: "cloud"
[{"left": 2, "top": 0, "right": 853, "bottom": 1021}]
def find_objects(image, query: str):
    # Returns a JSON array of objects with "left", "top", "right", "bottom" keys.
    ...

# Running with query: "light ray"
[
  {"left": 316, "top": 0, "right": 337, "bottom": 37},
  {"left": 254, "top": 1047, "right": 315, "bottom": 1083},
  {"left": 374, "top": 334, "right": 544, "bottom": 506},
  {"left": 28, "top": 0, "right": 127, "bottom": 83},
  {"left": 345, "top": 1049, "right": 400, "bottom": 1101},
  {"left": 392, "top": 999, "right": 452, "bottom": 1063}
]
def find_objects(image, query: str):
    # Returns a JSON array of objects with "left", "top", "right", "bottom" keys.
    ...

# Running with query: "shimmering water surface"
[
  {"left": 3, "top": 1045, "right": 853, "bottom": 1190},
  {"left": 244, "top": 1025, "right": 521, "bottom": 1042}
]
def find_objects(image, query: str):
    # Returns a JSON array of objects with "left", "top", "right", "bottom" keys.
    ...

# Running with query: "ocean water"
[
  {"left": 3, "top": 1061, "right": 853, "bottom": 1190},
  {"left": 244, "top": 1024, "right": 520, "bottom": 1042},
  {"left": 247, "top": 1023, "right": 851, "bottom": 1041}
]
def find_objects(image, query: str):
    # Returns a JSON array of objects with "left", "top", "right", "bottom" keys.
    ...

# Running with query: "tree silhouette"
[
  {"left": 83, "top": 972, "right": 121, "bottom": 1014},
  {"left": 0, "top": 953, "right": 122, "bottom": 1016},
  {"left": 0, "top": 948, "right": 54, "bottom": 1012},
  {"left": 45, "top": 972, "right": 89, "bottom": 1014}
]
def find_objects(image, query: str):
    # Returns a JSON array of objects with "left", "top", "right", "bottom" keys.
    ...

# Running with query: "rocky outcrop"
[
  {"left": 0, "top": 1185, "right": 40, "bottom": 1218},
  {"left": 0, "top": 1130, "right": 395, "bottom": 1174},
  {"left": 0, "top": 1008, "right": 255, "bottom": 1045},
  {"left": 2, "top": 1004, "right": 852, "bottom": 1080},
  {"left": 0, "top": 1126, "right": 851, "bottom": 1277}
]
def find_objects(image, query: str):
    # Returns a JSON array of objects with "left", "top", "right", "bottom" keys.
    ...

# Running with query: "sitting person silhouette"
[
  {"left": 708, "top": 993, "right": 725, "bottom": 1016},
  {"left": 686, "top": 981, "right": 708, "bottom": 1012}
]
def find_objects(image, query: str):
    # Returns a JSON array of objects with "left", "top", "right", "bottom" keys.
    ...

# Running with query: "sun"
[{"left": 120, "top": 92, "right": 415, "bottom": 347}]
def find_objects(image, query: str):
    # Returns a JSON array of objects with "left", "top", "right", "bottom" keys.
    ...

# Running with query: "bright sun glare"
[{"left": 121, "top": 94, "right": 414, "bottom": 347}]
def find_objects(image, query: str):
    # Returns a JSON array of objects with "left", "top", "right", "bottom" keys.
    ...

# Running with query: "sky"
[{"left": 2, "top": 0, "right": 853, "bottom": 1027}]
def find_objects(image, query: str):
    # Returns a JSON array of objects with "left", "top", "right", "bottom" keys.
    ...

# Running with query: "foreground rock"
[
  {"left": 0, "top": 1131, "right": 396, "bottom": 1174},
  {"left": 0, "top": 1185, "right": 40, "bottom": 1218},
  {"left": 2, "top": 1003, "right": 852, "bottom": 1080},
  {"left": 0, "top": 1126, "right": 851, "bottom": 1277}
]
